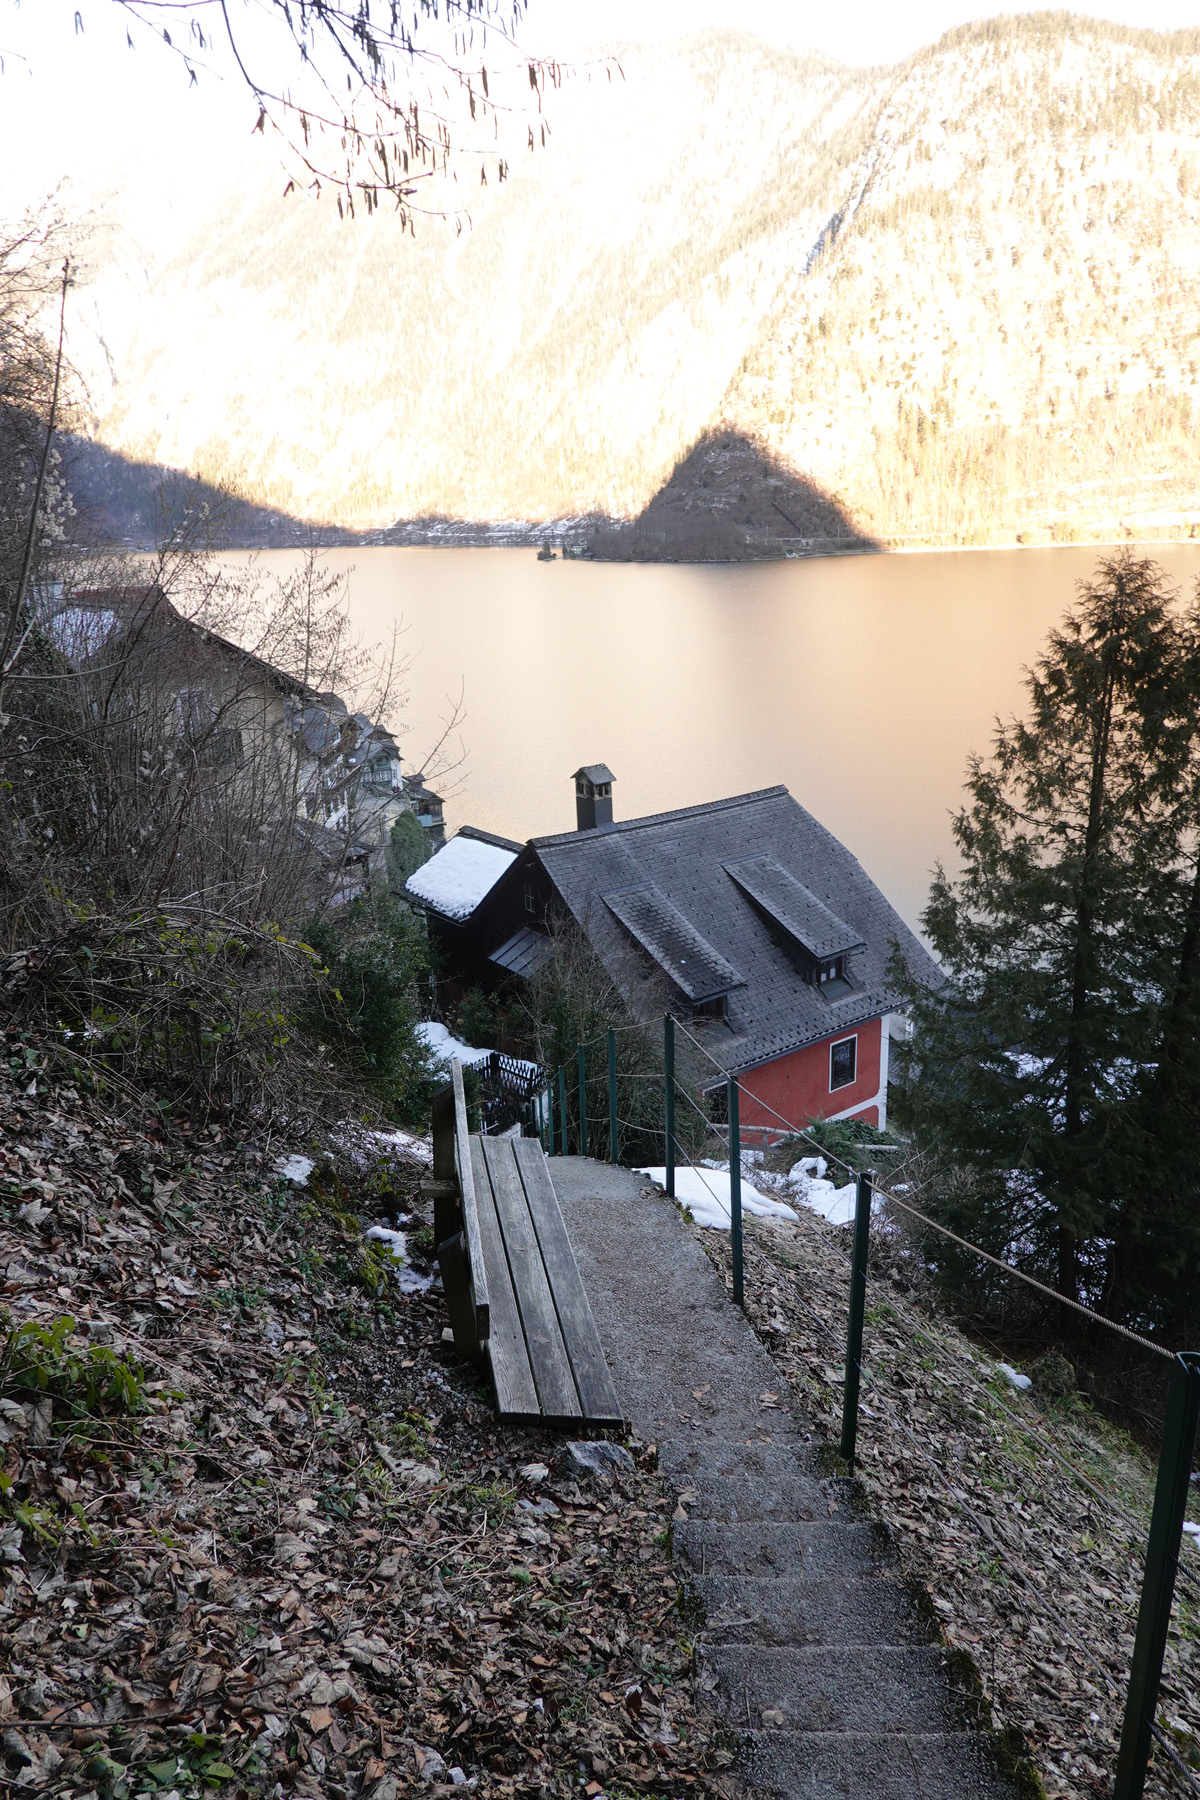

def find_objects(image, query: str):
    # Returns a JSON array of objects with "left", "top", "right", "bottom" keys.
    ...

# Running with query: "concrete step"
[
  {"left": 742, "top": 1730, "right": 1018, "bottom": 1800},
  {"left": 692, "top": 1573, "right": 934, "bottom": 1647},
  {"left": 674, "top": 1472, "right": 850, "bottom": 1523},
  {"left": 675, "top": 1517, "right": 892, "bottom": 1581},
  {"left": 658, "top": 1437, "right": 826, "bottom": 1484},
  {"left": 704, "top": 1643, "right": 967, "bottom": 1735},
  {"left": 550, "top": 1160, "right": 1025, "bottom": 1800}
]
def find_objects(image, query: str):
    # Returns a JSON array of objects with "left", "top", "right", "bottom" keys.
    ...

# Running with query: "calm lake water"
[{"left": 220, "top": 543, "right": 1200, "bottom": 934}]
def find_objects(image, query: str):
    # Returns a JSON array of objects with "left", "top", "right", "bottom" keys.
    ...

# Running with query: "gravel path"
[{"left": 550, "top": 1155, "right": 1026, "bottom": 1800}]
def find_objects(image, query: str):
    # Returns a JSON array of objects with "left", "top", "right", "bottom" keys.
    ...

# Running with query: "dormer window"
[
  {"left": 818, "top": 956, "right": 844, "bottom": 986},
  {"left": 524, "top": 880, "right": 536, "bottom": 915}
]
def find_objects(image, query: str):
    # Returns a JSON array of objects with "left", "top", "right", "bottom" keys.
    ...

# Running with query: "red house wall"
[{"left": 736, "top": 1016, "right": 883, "bottom": 1143}]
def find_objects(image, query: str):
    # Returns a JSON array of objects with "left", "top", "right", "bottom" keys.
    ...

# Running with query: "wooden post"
[
  {"left": 608, "top": 1029, "right": 619, "bottom": 1164},
  {"left": 429, "top": 1081, "right": 460, "bottom": 1249}
]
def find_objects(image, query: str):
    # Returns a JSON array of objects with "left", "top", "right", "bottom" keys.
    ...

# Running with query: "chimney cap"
[{"left": 573, "top": 763, "right": 615, "bottom": 787}]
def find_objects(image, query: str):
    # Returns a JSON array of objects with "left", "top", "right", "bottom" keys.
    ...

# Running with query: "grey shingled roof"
[
  {"left": 724, "top": 856, "right": 864, "bottom": 961},
  {"left": 603, "top": 885, "right": 745, "bottom": 1002},
  {"left": 531, "top": 786, "right": 941, "bottom": 1072}
]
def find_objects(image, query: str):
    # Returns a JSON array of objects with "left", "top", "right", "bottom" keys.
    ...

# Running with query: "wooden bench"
[{"left": 430, "top": 1060, "right": 622, "bottom": 1428}]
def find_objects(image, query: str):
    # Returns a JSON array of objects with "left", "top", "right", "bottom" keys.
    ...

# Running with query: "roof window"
[
  {"left": 725, "top": 855, "right": 862, "bottom": 987},
  {"left": 604, "top": 883, "right": 745, "bottom": 1003}
]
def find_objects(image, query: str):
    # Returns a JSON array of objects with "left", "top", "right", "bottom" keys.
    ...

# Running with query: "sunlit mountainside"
[{"left": 65, "top": 14, "right": 1200, "bottom": 548}]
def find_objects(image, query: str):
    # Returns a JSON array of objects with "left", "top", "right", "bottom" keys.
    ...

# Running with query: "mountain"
[{"left": 58, "top": 15, "right": 1200, "bottom": 549}]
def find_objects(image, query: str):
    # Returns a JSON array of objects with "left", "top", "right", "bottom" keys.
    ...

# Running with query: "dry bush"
[{"left": 0, "top": 227, "right": 431, "bottom": 1123}]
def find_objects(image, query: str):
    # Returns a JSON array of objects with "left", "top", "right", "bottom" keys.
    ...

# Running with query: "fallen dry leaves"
[{"left": 0, "top": 1035, "right": 738, "bottom": 1800}]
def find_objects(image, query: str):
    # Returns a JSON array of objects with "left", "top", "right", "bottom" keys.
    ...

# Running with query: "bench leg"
[{"left": 437, "top": 1231, "right": 483, "bottom": 1360}]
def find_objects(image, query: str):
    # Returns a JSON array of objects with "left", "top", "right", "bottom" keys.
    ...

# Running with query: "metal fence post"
[
  {"left": 664, "top": 1015, "right": 675, "bottom": 1198},
  {"left": 608, "top": 1030, "right": 619, "bottom": 1165},
  {"left": 557, "top": 1066, "right": 568, "bottom": 1155},
  {"left": 728, "top": 1076, "right": 743, "bottom": 1309},
  {"left": 1114, "top": 1351, "right": 1200, "bottom": 1800},
  {"left": 839, "top": 1171, "right": 872, "bottom": 1474},
  {"left": 577, "top": 1044, "right": 588, "bottom": 1159}
]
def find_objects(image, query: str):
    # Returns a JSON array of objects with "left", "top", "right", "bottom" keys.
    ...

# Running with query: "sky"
[
  {"left": 2, "top": 0, "right": 1198, "bottom": 223},
  {"left": 528, "top": 0, "right": 1200, "bottom": 61}
]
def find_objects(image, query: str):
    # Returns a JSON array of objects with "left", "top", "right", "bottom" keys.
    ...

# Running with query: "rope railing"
[
  {"left": 668, "top": 1013, "right": 1174, "bottom": 1363},
  {"left": 525, "top": 1009, "right": 1199, "bottom": 1800}
]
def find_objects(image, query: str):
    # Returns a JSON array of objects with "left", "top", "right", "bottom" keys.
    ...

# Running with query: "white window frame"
[{"left": 829, "top": 1033, "right": 857, "bottom": 1092}]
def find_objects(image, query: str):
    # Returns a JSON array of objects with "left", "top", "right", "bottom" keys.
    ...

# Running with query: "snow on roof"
[
  {"left": 416, "top": 1021, "right": 493, "bottom": 1068},
  {"left": 404, "top": 832, "right": 517, "bottom": 921},
  {"left": 416, "top": 1021, "right": 539, "bottom": 1081}
]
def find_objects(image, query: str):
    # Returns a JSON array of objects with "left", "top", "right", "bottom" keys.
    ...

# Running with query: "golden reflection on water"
[{"left": 218, "top": 544, "right": 1200, "bottom": 933}]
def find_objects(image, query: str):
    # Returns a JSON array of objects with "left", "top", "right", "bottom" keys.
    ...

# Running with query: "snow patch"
[
  {"left": 366, "top": 1224, "right": 433, "bottom": 1293},
  {"left": 405, "top": 834, "right": 517, "bottom": 921},
  {"left": 417, "top": 1021, "right": 493, "bottom": 1068},
  {"left": 275, "top": 1154, "right": 316, "bottom": 1186},
  {"left": 636, "top": 1164, "right": 798, "bottom": 1231},
  {"left": 783, "top": 1156, "right": 861, "bottom": 1226},
  {"left": 366, "top": 1225, "right": 407, "bottom": 1261},
  {"left": 367, "top": 1127, "right": 435, "bottom": 1166},
  {"left": 996, "top": 1362, "right": 1032, "bottom": 1392}
]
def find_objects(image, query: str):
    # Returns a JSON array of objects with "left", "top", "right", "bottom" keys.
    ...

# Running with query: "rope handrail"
[
  {"left": 544, "top": 1016, "right": 1196, "bottom": 1800},
  {"left": 666, "top": 1016, "right": 1175, "bottom": 1362},
  {"left": 1149, "top": 1720, "right": 1200, "bottom": 1798},
  {"left": 761, "top": 1187, "right": 1200, "bottom": 1615}
]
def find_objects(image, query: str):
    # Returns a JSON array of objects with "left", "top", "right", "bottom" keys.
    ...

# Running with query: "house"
[
  {"left": 403, "top": 773, "right": 448, "bottom": 851},
  {"left": 41, "top": 583, "right": 423, "bottom": 898},
  {"left": 406, "top": 766, "right": 940, "bottom": 1138}
]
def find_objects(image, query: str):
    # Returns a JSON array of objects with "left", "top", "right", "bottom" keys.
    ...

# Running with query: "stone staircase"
[{"left": 549, "top": 1156, "right": 1023, "bottom": 1800}]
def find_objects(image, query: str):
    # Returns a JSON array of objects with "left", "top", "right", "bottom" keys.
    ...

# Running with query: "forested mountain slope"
[{"left": 65, "top": 15, "right": 1200, "bottom": 546}]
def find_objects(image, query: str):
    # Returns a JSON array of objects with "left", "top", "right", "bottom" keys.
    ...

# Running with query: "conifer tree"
[
  {"left": 896, "top": 551, "right": 1195, "bottom": 1312},
  {"left": 1106, "top": 616, "right": 1200, "bottom": 1335}
]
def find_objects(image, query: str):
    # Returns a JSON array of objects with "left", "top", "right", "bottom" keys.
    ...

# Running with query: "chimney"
[{"left": 573, "top": 764, "right": 615, "bottom": 832}]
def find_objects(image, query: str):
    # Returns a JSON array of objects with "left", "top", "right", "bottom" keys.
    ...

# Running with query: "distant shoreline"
[{"left": 192, "top": 532, "right": 1199, "bottom": 563}]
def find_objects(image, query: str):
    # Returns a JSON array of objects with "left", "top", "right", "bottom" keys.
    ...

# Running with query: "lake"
[{"left": 219, "top": 543, "right": 1200, "bottom": 933}]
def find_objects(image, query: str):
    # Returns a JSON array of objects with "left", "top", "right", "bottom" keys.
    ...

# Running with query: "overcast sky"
[
  {"left": 527, "top": 0, "right": 1200, "bottom": 61},
  {"left": 2, "top": 0, "right": 1198, "bottom": 215}
]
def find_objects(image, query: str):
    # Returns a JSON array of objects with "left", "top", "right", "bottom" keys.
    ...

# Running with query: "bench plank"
[
  {"left": 481, "top": 1136, "right": 582, "bottom": 1422},
  {"left": 469, "top": 1139, "right": 540, "bottom": 1420},
  {"left": 513, "top": 1139, "right": 623, "bottom": 1427}
]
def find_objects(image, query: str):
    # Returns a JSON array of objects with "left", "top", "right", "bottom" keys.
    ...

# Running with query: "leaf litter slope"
[
  {"left": 694, "top": 1204, "right": 1200, "bottom": 1800},
  {"left": 0, "top": 1043, "right": 740, "bottom": 1800}
]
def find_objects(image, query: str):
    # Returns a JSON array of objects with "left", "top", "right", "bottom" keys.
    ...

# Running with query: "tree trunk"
[
  {"left": 1149, "top": 841, "right": 1200, "bottom": 1126},
  {"left": 1059, "top": 661, "right": 1117, "bottom": 1299}
]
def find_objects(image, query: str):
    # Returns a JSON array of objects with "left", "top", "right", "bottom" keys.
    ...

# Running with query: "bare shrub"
[{"left": 0, "top": 228, "right": 433, "bottom": 1124}]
